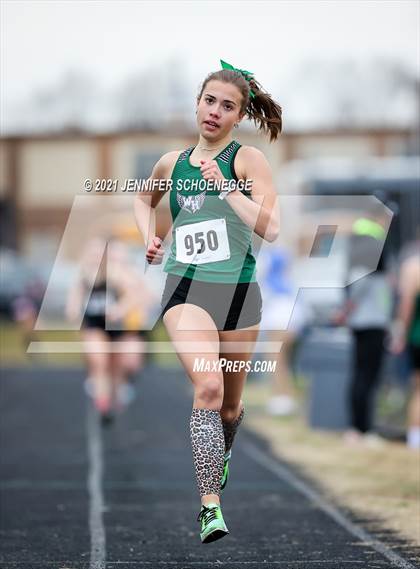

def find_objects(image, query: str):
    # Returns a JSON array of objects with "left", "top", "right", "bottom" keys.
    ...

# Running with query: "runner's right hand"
[{"left": 146, "top": 237, "right": 165, "bottom": 264}]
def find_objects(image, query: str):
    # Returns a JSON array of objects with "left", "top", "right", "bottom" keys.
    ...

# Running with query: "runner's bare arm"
[
  {"left": 107, "top": 270, "right": 141, "bottom": 321},
  {"left": 134, "top": 151, "right": 179, "bottom": 252},
  {"left": 65, "top": 277, "right": 85, "bottom": 322},
  {"left": 398, "top": 258, "right": 420, "bottom": 333},
  {"left": 224, "top": 147, "right": 280, "bottom": 242},
  {"left": 390, "top": 257, "right": 420, "bottom": 353}
]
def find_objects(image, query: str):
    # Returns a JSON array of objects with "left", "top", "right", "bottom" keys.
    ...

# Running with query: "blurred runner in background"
[
  {"left": 66, "top": 237, "right": 152, "bottom": 423},
  {"left": 108, "top": 239, "right": 157, "bottom": 404},
  {"left": 391, "top": 243, "right": 420, "bottom": 449}
]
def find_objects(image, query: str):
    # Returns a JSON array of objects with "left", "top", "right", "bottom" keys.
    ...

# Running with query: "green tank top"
[
  {"left": 408, "top": 292, "right": 420, "bottom": 347},
  {"left": 163, "top": 140, "right": 257, "bottom": 284}
]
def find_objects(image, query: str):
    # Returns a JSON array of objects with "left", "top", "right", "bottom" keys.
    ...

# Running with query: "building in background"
[{"left": 0, "top": 125, "right": 417, "bottom": 261}]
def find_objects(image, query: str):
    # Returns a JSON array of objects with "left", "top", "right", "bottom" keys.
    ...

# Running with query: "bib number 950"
[
  {"left": 175, "top": 218, "right": 230, "bottom": 265},
  {"left": 184, "top": 230, "right": 218, "bottom": 255}
]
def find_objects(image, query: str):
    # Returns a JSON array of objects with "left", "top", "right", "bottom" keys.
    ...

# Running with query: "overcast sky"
[
  {"left": 0, "top": 0, "right": 420, "bottom": 132},
  {"left": 1, "top": 0, "right": 419, "bottom": 131}
]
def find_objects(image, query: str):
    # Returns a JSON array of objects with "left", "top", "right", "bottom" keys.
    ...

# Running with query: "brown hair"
[{"left": 198, "top": 69, "right": 282, "bottom": 142}]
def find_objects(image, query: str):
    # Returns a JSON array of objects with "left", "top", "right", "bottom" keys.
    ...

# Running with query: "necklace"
[{"left": 197, "top": 143, "right": 229, "bottom": 152}]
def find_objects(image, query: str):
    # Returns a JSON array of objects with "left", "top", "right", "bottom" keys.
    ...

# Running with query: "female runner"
[
  {"left": 66, "top": 238, "right": 145, "bottom": 423},
  {"left": 134, "top": 60, "right": 282, "bottom": 543}
]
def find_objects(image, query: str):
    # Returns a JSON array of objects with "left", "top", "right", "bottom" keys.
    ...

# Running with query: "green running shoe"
[
  {"left": 197, "top": 503, "right": 229, "bottom": 544},
  {"left": 220, "top": 450, "right": 232, "bottom": 492}
]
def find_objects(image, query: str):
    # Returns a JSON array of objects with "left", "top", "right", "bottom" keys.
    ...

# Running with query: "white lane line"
[
  {"left": 241, "top": 441, "right": 417, "bottom": 569},
  {"left": 87, "top": 403, "right": 106, "bottom": 569}
]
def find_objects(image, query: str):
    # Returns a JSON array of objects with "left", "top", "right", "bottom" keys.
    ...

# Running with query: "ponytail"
[{"left": 246, "top": 77, "right": 282, "bottom": 142}]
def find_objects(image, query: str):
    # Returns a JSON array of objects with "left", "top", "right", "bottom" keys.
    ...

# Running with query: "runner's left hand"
[{"left": 200, "top": 160, "right": 225, "bottom": 182}]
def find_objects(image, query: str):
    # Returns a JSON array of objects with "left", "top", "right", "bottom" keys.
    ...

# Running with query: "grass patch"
[
  {"left": 244, "top": 379, "right": 420, "bottom": 547},
  {"left": 0, "top": 319, "right": 180, "bottom": 368},
  {"left": 0, "top": 321, "right": 83, "bottom": 367}
]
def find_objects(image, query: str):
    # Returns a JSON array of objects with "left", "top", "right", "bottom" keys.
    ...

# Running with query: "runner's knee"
[
  {"left": 220, "top": 402, "right": 243, "bottom": 423},
  {"left": 194, "top": 375, "right": 224, "bottom": 408},
  {"left": 86, "top": 353, "right": 109, "bottom": 375}
]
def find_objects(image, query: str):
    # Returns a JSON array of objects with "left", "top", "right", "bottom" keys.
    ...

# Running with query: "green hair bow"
[{"left": 220, "top": 59, "right": 256, "bottom": 99}]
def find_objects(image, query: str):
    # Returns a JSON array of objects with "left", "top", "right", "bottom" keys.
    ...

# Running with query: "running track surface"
[{"left": 0, "top": 365, "right": 419, "bottom": 569}]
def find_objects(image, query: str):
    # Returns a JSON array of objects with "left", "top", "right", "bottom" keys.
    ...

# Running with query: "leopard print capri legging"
[{"left": 190, "top": 408, "right": 225, "bottom": 497}]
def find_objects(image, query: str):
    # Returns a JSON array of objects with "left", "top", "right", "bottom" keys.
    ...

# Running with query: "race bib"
[{"left": 175, "top": 218, "right": 231, "bottom": 265}]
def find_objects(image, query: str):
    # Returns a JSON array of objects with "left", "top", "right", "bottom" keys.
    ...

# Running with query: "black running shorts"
[
  {"left": 82, "top": 316, "right": 147, "bottom": 341},
  {"left": 160, "top": 274, "right": 262, "bottom": 331}
]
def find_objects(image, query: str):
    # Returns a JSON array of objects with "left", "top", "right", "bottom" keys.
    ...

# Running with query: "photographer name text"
[{"left": 83, "top": 178, "right": 253, "bottom": 193}]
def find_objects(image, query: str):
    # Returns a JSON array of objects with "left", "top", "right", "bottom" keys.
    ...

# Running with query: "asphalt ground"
[{"left": 0, "top": 365, "right": 419, "bottom": 569}]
